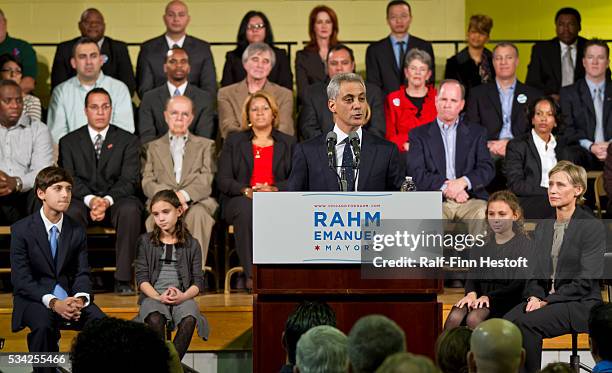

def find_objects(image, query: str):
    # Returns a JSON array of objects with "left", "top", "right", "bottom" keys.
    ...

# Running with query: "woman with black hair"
[{"left": 220, "top": 11, "right": 293, "bottom": 89}]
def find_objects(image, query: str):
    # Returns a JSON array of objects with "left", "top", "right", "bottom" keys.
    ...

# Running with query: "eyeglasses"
[
  {"left": 87, "top": 104, "right": 112, "bottom": 112},
  {"left": 0, "top": 68, "right": 22, "bottom": 75},
  {"left": 247, "top": 23, "right": 266, "bottom": 31}
]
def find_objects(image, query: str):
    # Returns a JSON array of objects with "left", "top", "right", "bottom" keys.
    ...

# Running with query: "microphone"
[
  {"left": 348, "top": 131, "right": 361, "bottom": 169},
  {"left": 326, "top": 131, "right": 337, "bottom": 169}
]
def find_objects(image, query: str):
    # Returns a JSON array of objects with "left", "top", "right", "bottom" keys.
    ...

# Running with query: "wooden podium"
[
  {"left": 252, "top": 264, "right": 443, "bottom": 373},
  {"left": 251, "top": 192, "right": 444, "bottom": 373}
]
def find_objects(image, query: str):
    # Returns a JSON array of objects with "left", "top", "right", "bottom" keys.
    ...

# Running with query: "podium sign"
[{"left": 253, "top": 191, "right": 442, "bottom": 264}]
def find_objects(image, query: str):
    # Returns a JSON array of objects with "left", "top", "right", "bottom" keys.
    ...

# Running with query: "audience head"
[
  {"left": 588, "top": 302, "right": 612, "bottom": 363},
  {"left": 164, "top": 47, "right": 190, "bottom": 85},
  {"left": 295, "top": 325, "right": 348, "bottom": 373},
  {"left": 347, "top": 314, "right": 406, "bottom": 373},
  {"left": 327, "top": 44, "right": 355, "bottom": 78},
  {"left": 78, "top": 8, "right": 105, "bottom": 42},
  {"left": 0, "top": 54, "right": 24, "bottom": 86},
  {"left": 241, "top": 90, "right": 279, "bottom": 130},
  {"left": 242, "top": 42, "right": 275, "bottom": 81},
  {"left": 548, "top": 160, "right": 587, "bottom": 207},
  {"left": 386, "top": 1, "right": 412, "bottom": 36},
  {"left": 436, "top": 79, "right": 465, "bottom": 125},
  {"left": 468, "top": 318, "right": 524, "bottom": 373},
  {"left": 71, "top": 37, "right": 103, "bottom": 82},
  {"left": 283, "top": 301, "right": 337, "bottom": 366},
  {"left": 237, "top": 11, "right": 274, "bottom": 49},
  {"left": 84, "top": 87, "right": 112, "bottom": 132},
  {"left": 163, "top": 0, "right": 190, "bottom": 36},
  {"left": 555, "top": 7, "right": 581, "bottom": 45},
  {"left": 539, "top": 362, "right": 574, "bottom": 373},
  {"left": 435, "top": 326, "right": 472, "bottom": 373},
  {"left": 583, "top": 39, "right": 610, "bottom": 81},
  {"left": 376, "top": 353, "right": 440, "bottom": 373},
  {"left": 487, "top": 190, "right": 523, "bottom": 237},
  {"left": 71, "top": 317, "right": 171, "bottom": 373},
  {"left": 492, "top": 42, "right": 519, "bottom": 81},
  {"left": 307, "top": 6, "right": 339, "bottom": 50},
  {"left": 404, "top": 48, "right": 432, "bottom": 88},
  {"left": 528, "top": 96, "right": 560, "bottom": 140},
  {"left": 327, "top": 73, "right": 367, "bottom": 132},
  {"left": 0, "top": 79, "right": 23, "bottom": 127},
  {"left": 466, "top": 15, "right": 493, "bottom": 49},
  {"left": 35, "top": 167, "right": 73, "bottom": 213},
  {"left": 149, "top": 189, "right": 188, "bottom": 247},
  {"left": 164, "top": 95, "right": 194, "bottom": 136}
]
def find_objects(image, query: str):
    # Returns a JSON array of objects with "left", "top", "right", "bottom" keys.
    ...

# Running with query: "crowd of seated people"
[{"left": 3, "top": 1, "right": 612, "bottom": 370}]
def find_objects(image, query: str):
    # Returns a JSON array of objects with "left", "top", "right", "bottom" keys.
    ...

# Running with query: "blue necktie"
[
  {"left": 174, "top": 88, "right": 181, "bottom": 96},
  {"left": 49, "top": 226, "right": 68, "bottom": 300},
  {"left": 342, "top": 139, "right": 355, "bottom": 192}
]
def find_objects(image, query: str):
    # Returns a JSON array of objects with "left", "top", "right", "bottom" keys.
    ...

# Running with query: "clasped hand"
[
  {"left": 159, "top": 287, "right": 186, "bottom": 305},
  {"left": 89, "top": 197, "right": 110, "bottom": 221},
  {"left": 54, "top": 296, "right": 85, "bottom": 321}
]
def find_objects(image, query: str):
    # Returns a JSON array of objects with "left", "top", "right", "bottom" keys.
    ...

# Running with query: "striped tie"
[{"left": 94, "top": 134, "right": 102, "bottom": 160}]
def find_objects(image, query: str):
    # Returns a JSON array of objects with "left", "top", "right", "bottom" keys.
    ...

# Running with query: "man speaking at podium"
[{"left": 289, "top": 73, "right": 402, "bottom": 191}]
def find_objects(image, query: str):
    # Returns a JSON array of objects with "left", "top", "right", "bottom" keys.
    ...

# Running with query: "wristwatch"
[{"left": 14, "top": 177, "right": 23, "bottom": 193}]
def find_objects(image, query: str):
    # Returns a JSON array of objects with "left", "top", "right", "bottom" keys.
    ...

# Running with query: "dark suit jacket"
[
  {"left": 504, "top": 132, "right": 565, "bottom": 197},
  {"left": 58, "top": 125, "right": 141, "bottom": 201},
  {"left": 407, "top": 119, "right": 494, "bottom": 200},
  {"left": 366, "top": 35, "right": 435, "bottom": 96},
  {"left": 466, "top": 81, "right": 542, "bottom": 141},
  {"left": 289, "top": 131, "right": 403, "bottom": 191},
  {"left": 220, "top": 46, "right": 293, "bottom": 90},
  {"left": 51, "top": 36, "right": 136, "bottom": 96},
  {"left": 298, "top": 80, "right": 385, "bottom": 140},
  {"left": 295, "top": 48, "right": 326, "bottom": 103},
  {"left": 444, "top": 47, "right": 494, "bottom": 100},
  {"left": 217, "top": 129, "right": 295, "bottom": 200},
  {"left": 526, "top": 206, "right": 603, "bottom": 307},
  {"left": 138, "top": 83, "right": 215, "bottom": 143},
  {"left": 136, "top": 35, "right": 217, "bottom": 99},
  {"left": 11, "top": 212, "right": 91, "bottom": 331},
  {"left": 526, "top": 36, "right": 588, "bottom": 95},
  {"left": 560, "top": 79, "right": 612, "bottom": 144}
]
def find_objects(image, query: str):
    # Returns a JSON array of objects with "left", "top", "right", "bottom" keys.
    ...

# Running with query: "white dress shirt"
[
  {"left": 165, "top": 34, "right": 186, "bottom": 49},
  {"left": 83, "top": 125, "right": 114, "bottom": 208},
  {"left": 167, "top": 81, "right": 188, "bottom": 97},
  {"left": 531, "top": 129, "right": 557, "bottom": 188},
  {"left": 333, "top": 125, "right": 362, "bottom": 190}
]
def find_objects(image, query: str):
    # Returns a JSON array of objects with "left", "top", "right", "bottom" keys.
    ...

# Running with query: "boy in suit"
[{"left": 11, "top": 166, "right": 105, "bottom": 373}]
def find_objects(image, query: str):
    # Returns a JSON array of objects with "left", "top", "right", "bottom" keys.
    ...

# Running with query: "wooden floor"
[{"left": 0, "top": 288, "right": 590, "bottom": 353}]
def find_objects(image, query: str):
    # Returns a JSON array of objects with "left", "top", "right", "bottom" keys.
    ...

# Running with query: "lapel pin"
[
  {"left": 107, "top": 144, "right": 113, "bottom": 149},
  {"left": 516, "top": 94, "right": 527, "bottom": 104}
]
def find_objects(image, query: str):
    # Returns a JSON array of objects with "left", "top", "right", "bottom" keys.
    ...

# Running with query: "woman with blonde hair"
[
  {"left": 505, "top": 161, "right": 605, "bottom": 373},
  {"left": 217, "top": 91, "right": 295, "bottom": 289}
]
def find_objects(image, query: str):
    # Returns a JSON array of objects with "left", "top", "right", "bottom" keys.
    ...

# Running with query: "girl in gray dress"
[{"left": 135, "top": 190, "right": 209, "bottom": 359}]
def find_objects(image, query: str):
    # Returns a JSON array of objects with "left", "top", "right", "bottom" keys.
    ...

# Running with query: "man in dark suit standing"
[
  {"left": 11, "top": 166, "right": 105, "bottom": 373},
  {"left": 299, "top": 44, "right": 385, "bottom": 140},
  {"left": 59, "top": 88, "right": 142, "bottom": 295},
  {"left": 136, "top": 0, "right": 217, "bottom": 99},
  {"left": 560, "top": 39, "right": 612, "bottom": 170},
  {"left": 526, "top": 7, "right": 586, "bottom": 97},
  {"left": 51, "top": 8, "right": 136, "bottom": 96},
  {"left": 138, "top": 48, "right": 215, "bottom": 143},
  {"left": 366, "top": 0, "right": 434, "bottom": 96},
  {"left": 408, "top": 79, "right": 494, "bottom": 233},
  {"left": 289, "top": 73, "right": 402, "bottom": 192}
]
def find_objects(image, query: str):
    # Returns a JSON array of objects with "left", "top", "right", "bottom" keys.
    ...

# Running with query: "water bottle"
[{"left": 400, "top": 176, "right": 417, "bottom": 192}]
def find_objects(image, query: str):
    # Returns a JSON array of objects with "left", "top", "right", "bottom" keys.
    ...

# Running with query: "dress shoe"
[{"left": 115, "top": 281, "right": 136, "bottom": 296}]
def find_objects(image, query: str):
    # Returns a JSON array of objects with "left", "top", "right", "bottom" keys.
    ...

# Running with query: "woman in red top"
[
  {"left": 217, "top": 91, "right": 295, "bottom": 288},
  {"left": 385, "top": 48, "right": 437, "bottom": 153}
]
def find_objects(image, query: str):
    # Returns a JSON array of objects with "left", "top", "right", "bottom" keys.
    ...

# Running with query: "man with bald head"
[
  {"left": 468, "top": 318, "right": 525, "bottom": 373},
  {"left": 139, "top": 47, "right": 215, "bottom": 144},
  {"left": 137, "top": 0, "right": 216, "bottom": 99},
  {"left": 142, "top": 95, "right": 217, "bottom": 265},
  {"left": 51, "top": 8, "right": 136, "bottom": 95}
]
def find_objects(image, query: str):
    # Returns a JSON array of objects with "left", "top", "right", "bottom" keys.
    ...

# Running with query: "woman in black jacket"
[
  {"left": 217, "top": 91, "right": 295, "bottom": 287},
  {"left": 221, "top": 11, "right": 293, "bottom": 90},
  {"left": 504, "top": 96, "right": 565, "bottom": 219}
]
